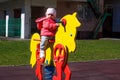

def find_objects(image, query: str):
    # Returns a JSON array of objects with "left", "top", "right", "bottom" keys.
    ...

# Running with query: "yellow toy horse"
[{"left": 30, "top": 12, "right": 81, "bottom": 80}]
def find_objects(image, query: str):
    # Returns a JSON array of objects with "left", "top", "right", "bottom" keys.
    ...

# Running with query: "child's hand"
[{"left": 56, "top": 23, "right": 59, "bottom": 27}]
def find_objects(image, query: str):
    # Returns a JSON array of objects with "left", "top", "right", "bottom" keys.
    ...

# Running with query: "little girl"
[{"left": 36, "top": 8, "right": 59, "bottom": 62}]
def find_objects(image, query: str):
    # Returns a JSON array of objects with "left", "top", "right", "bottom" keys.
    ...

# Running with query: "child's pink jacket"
[{"left": 36, "top": 17, "right": 58, "bottom": 37}]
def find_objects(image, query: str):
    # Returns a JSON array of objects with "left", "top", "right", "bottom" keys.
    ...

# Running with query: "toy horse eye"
[{"left": 70, "top": 33, "right": 72, "bottom": 37}]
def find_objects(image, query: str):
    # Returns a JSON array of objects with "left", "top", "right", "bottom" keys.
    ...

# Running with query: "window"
[
  {"left": 77, "top": 4, "right": 93, "bottom": 20},
  {"left": 14, "top": 8, "right": 21, "bottom": 18}
]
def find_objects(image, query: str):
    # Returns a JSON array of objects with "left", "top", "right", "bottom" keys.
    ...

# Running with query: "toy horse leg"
[
  {"left": 36, "top": 59, "right": 43, "bottom": 80},
  {"left": 53, "top": 61, "right": 63, "bottom": 80},
  {"left": 35, "top": 43, "right": 45, "bottom": 80},
  {"left": 53, "top": 63, "right": 71, "bottom": 80},
  {"left": 63, "top": 64, "right": 71, "bottom": 80}
]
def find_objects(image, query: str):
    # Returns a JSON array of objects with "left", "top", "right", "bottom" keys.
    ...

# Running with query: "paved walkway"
[
  {"left": 0, "top": 60, "right": 120, "bottom": 80},
  {"left": 70, "top": 60, "right": 120, "bottom": 80}
]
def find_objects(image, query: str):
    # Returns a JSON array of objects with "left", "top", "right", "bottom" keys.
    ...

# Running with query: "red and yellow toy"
[{"left": 30, "top": 12, "right": 81, "bottom": 80}]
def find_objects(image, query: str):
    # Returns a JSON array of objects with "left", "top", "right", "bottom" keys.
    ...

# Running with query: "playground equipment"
[{"left": 30, "top": 12, "right": 81, "bottom": 80}]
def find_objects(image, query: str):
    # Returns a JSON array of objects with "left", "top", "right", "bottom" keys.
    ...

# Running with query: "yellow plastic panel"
[
  {"left": 55, "top": 12, "right": 81, "bottom": 53},
  {"left": 30, "top": 33, "right": 40, "bottom": 67}
]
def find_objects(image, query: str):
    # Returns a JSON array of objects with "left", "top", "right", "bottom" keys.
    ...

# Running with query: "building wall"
[
  {"left": 57, "top": 1, "right": 97, "bottom": 39},
  {"left": 0, "top": 0, "right": 32, "bottom": 38},
  {"left": 57, "top": 1, "right": 78, "bottom": 18},
  {"left": 31, "top": 0, "right": 57, "bottom": 8},
  {"left": 0, "top": 0, "right": 24, "bottom": 18},
  {"left": 0, "top": 0, "right": 25, "bottom": 38},
  {"left": 0, "top": 0, "right": 102, "bottom": 39},
  {"left": 0, "top": 0, "right": 57, "bottom": 38},
  {"left": 0, "top": 10, "right": 4, "bottom": 19}
]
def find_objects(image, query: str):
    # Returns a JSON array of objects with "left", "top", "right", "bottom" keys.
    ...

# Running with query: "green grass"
[
  {"left": 69, "top": 40, "right": 120, "bottom": 62},
  {"left": 0, "top": 40, "right": 30, "bottom": 65},
  {"left": 0, "top": 39, "right": 120, "bottom": 66}
]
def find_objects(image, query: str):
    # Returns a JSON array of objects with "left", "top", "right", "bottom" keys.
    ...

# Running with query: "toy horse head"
[{"left": 55, "top": 12, "right": 81, "bottom": 53}]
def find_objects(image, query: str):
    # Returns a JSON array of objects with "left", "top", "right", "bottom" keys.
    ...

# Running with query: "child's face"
[{"left": 47, "top": 14, "right": 55, "bottom": 19}]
